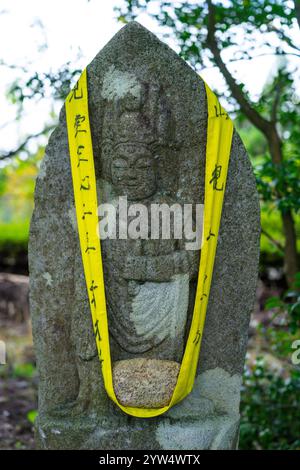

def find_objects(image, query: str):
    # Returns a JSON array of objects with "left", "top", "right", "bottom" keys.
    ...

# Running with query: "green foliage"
[
  {"left": 260, "top": 207, "right": 283, "bottom": 256},
  {"left": 27, "top": 410, "right": 38, "bottom": 425},
  {"left": 116, "top": 1, "right": 298, "bottom": 71},
  {"left": 255, "top": 156, "right": 300, "bottom": 214},
  {"left": 237, "top": 123, "right": 268, "bottom": 158},
  {"left": 237, "top": 121, "right": 297, "bottom": 257},
  {"left": 257, "top": 282, "right": 300, "bottom": 360},
  {"left": 264, "top": 327, "right": 298, "bottom": 358},
  {"left": 116, "top": 0, "right": 300, "bottom": 269},
  {"left": 0, "top": 221, "right": 30, "bottom": 245},
  {"left": 7, "top": 66, "right": 82, "bottom": 111},
  {"left": 12, "top": 362, "right": 36, "bottom": 379},
  {"left": 240, "top": 274, "right": 300, "bottom": 450},
  {"left": 240, "top": 358, "right": 300, "bottom": 450},
  {"left": 264, "top": 273, "right": 300, "bottom": 336},
  {"left": 252, "top": 67, "right": 300, "bottom": 216},
  {"left": 14, "top": 441, "right": 24, "bottom": 450},
  {"left": 0, "top": 148, "right": 42, "bottom": 251},
  {"left": 0, "top": 172, "right": 7, "bottom": 197}
]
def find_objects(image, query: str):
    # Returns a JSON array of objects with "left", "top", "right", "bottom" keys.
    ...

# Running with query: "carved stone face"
[{"left": 111, "top": 143, "right": 157, "bottom": 200}]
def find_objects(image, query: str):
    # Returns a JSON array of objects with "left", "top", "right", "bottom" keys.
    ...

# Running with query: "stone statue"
[
  {"left": 29, "top": 22, "right": 260, "bottom": 449},
  {"left": 99, "top": 78, "right": 198, "bottom": 363}
]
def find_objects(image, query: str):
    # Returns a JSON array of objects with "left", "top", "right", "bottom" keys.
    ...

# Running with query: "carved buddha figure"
[{"left": 97, "top": 77, "right": 199, "bottom": 363}]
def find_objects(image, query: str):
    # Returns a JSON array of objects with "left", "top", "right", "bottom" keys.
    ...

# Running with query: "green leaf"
[
  {"left": 27, "top": 409, "right": 38, "bottom": 424},
  {"left": 12, "top": 363, "right": 36, "bottom": 378},
  {"left": 264, "top": 296, "right": 283, "bottom": 309}
]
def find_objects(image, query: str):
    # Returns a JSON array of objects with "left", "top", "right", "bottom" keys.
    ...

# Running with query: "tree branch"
[
  {"left": 0, "top": 125, "right": 54, "bottom": 160},
  {"left": 205, "top": 0, "right": 274, "bottom": 138},
  {"left": 261, "top": 228, "right": 284, "bottom": 253},
  {"left": 0, "top": 60, "right": 29, "bottom": 74},
  {"left": 271, "top": 82, "right": 283, "bottom": 124},
  {"left": 294, "top": 0, "right": 300, "bottom": 29},
  {"left": 266, "top": 24, "right": 300, "bottom": 53},
  {"left": 202, "top": 51, "right": 300, "bottom": 72}
]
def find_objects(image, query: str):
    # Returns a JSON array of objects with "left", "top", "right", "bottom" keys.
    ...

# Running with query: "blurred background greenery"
[{"left": 0, "top": 0, "right": 299, "bottom": 450}]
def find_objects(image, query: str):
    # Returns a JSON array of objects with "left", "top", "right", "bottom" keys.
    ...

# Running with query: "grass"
[
  {"left": 0, "top": 220, "right": 30, "bottom": 243},
  {"left": 0, "top": 220, "right": 30, "bottom": 251}
]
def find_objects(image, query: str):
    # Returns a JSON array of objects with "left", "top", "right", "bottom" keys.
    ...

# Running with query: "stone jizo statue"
[{"left": 29, "top": 22, "right": 260, "bottom": 449}]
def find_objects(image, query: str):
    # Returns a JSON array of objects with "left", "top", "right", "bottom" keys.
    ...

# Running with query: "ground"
[{"left": 0, "top": 321, "right": 36, "bottom": 450}]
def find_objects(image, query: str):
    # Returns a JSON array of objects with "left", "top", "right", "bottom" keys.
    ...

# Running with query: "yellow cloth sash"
[{"left": 65, "top": 68, "right": 233, "bottom": 417}]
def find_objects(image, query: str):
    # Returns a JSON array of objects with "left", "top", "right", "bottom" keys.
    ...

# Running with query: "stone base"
[
  {"left": 113, "top": 358, "right": 180, "bottom": 408},
  {"left": 35, "top": 368, "right": 241, "bottom": 450},
  {"left": 35, "top": 413, "right": 240, "bottom": 450}
]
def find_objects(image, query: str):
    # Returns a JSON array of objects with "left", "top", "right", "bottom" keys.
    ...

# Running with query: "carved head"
[
  {"left": 101, "top": 75, "right": 173, "bottom": 200},
  {"left": 111, "top": 142, "right": 157, "bottom": 200}
]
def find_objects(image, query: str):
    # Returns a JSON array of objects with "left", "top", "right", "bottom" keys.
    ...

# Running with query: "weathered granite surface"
[
  {"left": 113, "top": 359, "right": 180, "bottom": 408},
  {"left": 28, "top": 21, "right": 260, "bottom": 449}
]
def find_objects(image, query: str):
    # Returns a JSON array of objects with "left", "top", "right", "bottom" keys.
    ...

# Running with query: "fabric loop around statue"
[{"left": 65, "top": 68, "right": 234, "bottom": 417}]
